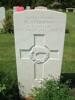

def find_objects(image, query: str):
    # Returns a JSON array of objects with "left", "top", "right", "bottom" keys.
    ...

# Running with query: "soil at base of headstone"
[{"left": 24, "top": 96, "right": 35, "bottom": 100}]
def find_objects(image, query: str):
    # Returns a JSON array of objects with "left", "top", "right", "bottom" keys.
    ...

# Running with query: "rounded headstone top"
[{"left": 35, "top": 6, "right": 47, "bottom": 10}]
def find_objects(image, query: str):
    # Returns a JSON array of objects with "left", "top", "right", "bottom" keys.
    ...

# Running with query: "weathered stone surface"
[{"left": 14, "top": 7, "right": 66, "bottom": 97}]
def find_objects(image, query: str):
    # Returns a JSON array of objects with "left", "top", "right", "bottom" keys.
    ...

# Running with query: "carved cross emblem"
[{"left": 20, "top": 34, "right": 50, "bottom": 81}]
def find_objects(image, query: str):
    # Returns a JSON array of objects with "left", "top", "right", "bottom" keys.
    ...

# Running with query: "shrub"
[
  {"left": 31, "top": 79, "right": 75, "bottom": 100},
  {"left": 0, "top": 70, "right": 21, "bottom": 100},
  {"left": 51, "top": 2, "right": 62, "bottom": 10},
  {"left": 0, "top": 2, "right": 2, "bottom": 7},
  {"left": 0, "top": 29, "right": 4, "bottom": 34},
  {"left": 3, "top": 9, "right": 13, "bottom": 34}
]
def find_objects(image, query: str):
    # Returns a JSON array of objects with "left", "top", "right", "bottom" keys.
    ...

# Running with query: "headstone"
[
  {"left": 0, "top": 7, "right": 5, "bottom": 28},
  {"left": 13, "top": 7, "right": 17, "bottom": 12},
  {"left": 14, "top": 7, "right": 66, "bottom": 97},
  {"left": 66, "top": 8, "right": 75, "bottom": 13}
]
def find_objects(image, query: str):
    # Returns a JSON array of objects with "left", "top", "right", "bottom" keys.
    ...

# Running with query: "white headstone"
[
  {"left": 14, "top": 7, "right": 66, "bottom": 97},
  {"left": 0, "top": 7, "right": 5, "bottom": 28},
  {"left": 13, "top": 7, "right": 17, "bottom": 12}
]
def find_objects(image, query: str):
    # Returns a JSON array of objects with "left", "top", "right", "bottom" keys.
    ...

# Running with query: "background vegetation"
[
  {"left": 0, "top": 0, "right": 75, "bottom": 99},
  {"left": 0, "top": 12, "right": 75, "bottom": 99},
  {"left": 31, "top": 79, "right": 75, "bottom": 100},
  {"left": 0, "top": 0, "right": 75, "bottom": 9},
  {"left": 62, "top": 13, "right": 75, "bottom": 73}
]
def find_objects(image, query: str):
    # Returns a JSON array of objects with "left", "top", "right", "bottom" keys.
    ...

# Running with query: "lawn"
[
  {"left": 0, "top": 13, "right": 75, "bottom": 81},
  {"left": 0, "top": 34, "right": 17, "bottom": 81},
  {"left": 62, "top": 13, "right": 75, "bottom": 73}
]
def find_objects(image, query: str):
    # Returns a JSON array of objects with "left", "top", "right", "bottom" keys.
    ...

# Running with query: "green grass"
[
  {"left": 0, "top": 13, "right": 75, "bottom": 79},
  {"left": 62, "top": 13, "right": 75, "bottom": 73},
  {"left": 0, "top": 34, "right": 17, "bottom": 80}
]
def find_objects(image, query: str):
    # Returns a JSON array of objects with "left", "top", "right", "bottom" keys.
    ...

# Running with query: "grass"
[
  {"left": 62, "top": 13, "right": 75, "bottom": 73},
  {"left": 0, "top": 12, "right": 75, "bottom": 81},
  {"left": 0, "top": 34, "right": 17, "bottom": 80}
]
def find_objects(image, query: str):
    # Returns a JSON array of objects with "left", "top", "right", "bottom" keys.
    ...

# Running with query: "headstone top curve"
[{"left": 35, "top": 6, "right": 47, "bottom": 10}]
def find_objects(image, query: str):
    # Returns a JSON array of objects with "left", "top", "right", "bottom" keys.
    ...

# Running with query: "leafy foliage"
[
  {"left": 31, "top": 79, "right": 75, "bottom": 100},
  {"left": 51, "top": 2, "right": 62, "bottom": 9},
  {"left": 0, "top": 0, "right": 75, "bottom": 9},
  {"left": 3, "top": 9, "right": 13, "bottom": 34},
  {"left": 31, "top": 0, "right": 54, "bottom": 8},
  {"left": 0, "top": 70, "right": 20, "bottom": 100},
  {"left": 62, "top": 0, "right": 75, "bottom": 8}
]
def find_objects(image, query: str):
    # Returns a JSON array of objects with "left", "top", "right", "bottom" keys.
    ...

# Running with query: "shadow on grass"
[{"left": 61, "top": 73, "right": 75, "bottom": 88}]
